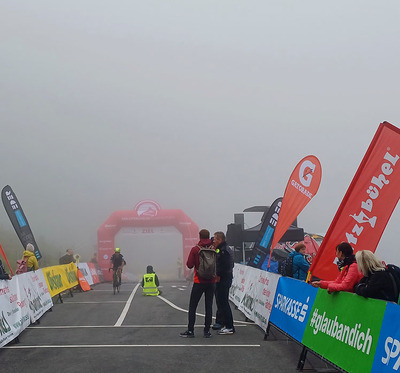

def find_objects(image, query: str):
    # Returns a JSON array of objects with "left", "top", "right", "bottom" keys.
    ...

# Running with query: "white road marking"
[
  {"left": 114, "top": 283, "right": 140, "bottom": 326},
  {"left": 60, "top": 301, "right": 125, "bottom": 304},
  {"left": 4, "top": 344, "right": 260, "bottom": 349},
  {"left": 157, "top": 295, "right": 253, "bottom": 324},
  {"left": 28, "top": 324, "right": 249, "bottom": 329}
]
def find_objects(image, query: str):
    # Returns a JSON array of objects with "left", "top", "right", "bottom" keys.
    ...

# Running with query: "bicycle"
[{"left": 111, "top": 267, "right": 122, "bottom": 294}]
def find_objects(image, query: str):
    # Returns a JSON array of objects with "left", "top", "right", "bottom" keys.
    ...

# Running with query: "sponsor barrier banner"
[
  {"left": 78, "top": 263, "right": 94, "bottom": 285},
  {"left": 371, "top": 302, "right": 400, "bottom": 372},
  {"left": 310, "top": 122, "right": 400, "bottom": 281},
  {"left": 269, "top": 277, "right": 318, "bottom": 342},
  {"left": 18, "top": 270, "right": 53, "bottom": 323},
  {"left": 0, "top": 270, "right": 52, "bottom": 347},
  {"left": 42, "top": 263, "right": 78, "bottom": 297},
  {"left": 0, "top": 276, "right": 30, "bottom": 347},
  {"left": 268, "top": 156, "right": 322, "bottom": 268},
  {"left": 229, "top": 263, "right": 280, "bottom": 331},
  {"left": 87, "top": 262, "right": 100, "bottom": 284},
  {"left": 302, "top": 290, "right": 386, "bottom": 373},
  {"left": 1, "top": 185, "right": 42, "bottom": 259}
]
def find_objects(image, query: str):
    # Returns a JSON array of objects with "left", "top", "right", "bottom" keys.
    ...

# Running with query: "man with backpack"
[
  {"left": 212, "top": 231, "right": 235, "bottom": 335},
  {"left": 180, "top": 229, "right": 216, "bottom": 338}
]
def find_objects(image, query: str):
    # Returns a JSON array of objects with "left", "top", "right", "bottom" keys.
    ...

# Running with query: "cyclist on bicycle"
[{"left": 109, "top": 248, "right": 126, "bottom": 286}]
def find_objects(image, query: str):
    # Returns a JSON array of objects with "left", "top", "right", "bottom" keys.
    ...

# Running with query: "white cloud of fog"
[{"left": 1, "top": 1, "right": 400, "bottom": 263}]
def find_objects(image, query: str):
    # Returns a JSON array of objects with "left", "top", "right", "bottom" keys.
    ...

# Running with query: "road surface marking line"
[
  {"left": 28, "top": 324, "right": 249, "bottom": 329},
  {"left": 114, "top": 283, "right": 140, "bottom": 326},
  {"left": 157, "top": 295, "right": 253, "bottom": 324},
  {"left": 60, "top": 301, "right": 126, "bottom": 304},
  {"left": 3, "top": 344, "right": 261, "bottom": 349}
]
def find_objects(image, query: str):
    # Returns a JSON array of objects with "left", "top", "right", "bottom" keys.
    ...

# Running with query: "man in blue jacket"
[{"left": 289, "top": 243, "right": 310, "bottom": 281}]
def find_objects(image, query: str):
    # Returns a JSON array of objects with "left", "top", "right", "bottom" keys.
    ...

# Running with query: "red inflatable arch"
[{"left": 97, "top": 200, "right": 199, "bottom": 281}]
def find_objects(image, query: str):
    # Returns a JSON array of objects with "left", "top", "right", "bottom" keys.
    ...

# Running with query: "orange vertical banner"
[
  {"left": 268, "top": 155, "right": 322, "bottom": 268},
  {"left": 0, "top": 244, "right": 13, "bottom": 275},
  {"left": 77, "top": 269, "right": 91, "bottom": 291},
  {"left": 310, "top": 122, "right": 400, "bottom": 281}
]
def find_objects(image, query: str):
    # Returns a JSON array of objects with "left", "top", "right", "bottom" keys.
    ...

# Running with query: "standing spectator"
[
  {"left": 90, "top": 252, "right": 98, "bottom": 264},
  {"left": 354, "top": 250, "right": 398, "bottom": 302},
  {"left": 289, "top": 243, "right": 310, "bottom": 281},
  {"left": 0, "top": 259, "right": 11, "bottom": 280},
  {"left": 59, "top": 249, "right": 76, "bottom": 265},
  {"left": 180, "top": 229, "right": 216, "bottom": 338},
  {"left": 177, "top": 257, "right": 183, "bottom": 279},
  {"left": 23, "top": 243, "right": 39, "bottom": 271},
  {"left": 212, "top": 231, "right": 235, "bottom": 335},
  {"left": 311, "top": 242, "right": 363, "bottom": 293}
]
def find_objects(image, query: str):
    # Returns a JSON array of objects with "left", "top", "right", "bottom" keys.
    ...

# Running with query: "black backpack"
[
  {"left": 386, "top": 264, "right": 400, "bottom": 303},
  {"left": 112, "top": 253, "right": 124, "bottom": 268},
  {"left": 197, "top": 246, "right": 217, "bottom": 280},
  {"left": 278, "top": 256, "right": 294, "bottom": 277}
]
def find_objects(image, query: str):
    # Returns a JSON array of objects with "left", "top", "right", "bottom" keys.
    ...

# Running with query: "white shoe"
[{"left": 218, "top": 328, "right": 235, "bottom": 335}]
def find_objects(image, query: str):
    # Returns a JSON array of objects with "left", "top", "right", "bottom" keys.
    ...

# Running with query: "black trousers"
[
  {"left": 188, "top": 282, "right": 215, "bottom": 332},
  {"left": 215, "top": 278, "right": 234, "bottom": 330}
]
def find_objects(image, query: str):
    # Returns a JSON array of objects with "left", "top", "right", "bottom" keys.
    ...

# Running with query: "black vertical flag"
[
  {"left": 1, "top": 185, "right": 42, "bottom": 260},
  {"left": 247, "top": 197, "right": 282, "bottom": 269}
]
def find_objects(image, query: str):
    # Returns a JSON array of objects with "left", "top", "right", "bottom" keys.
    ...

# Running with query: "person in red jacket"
[
  {"left": 180, "top": 229, "right": 216, "bottom": 338},
  {"left": 311, "top": 242, "right": 363, "bottom": 293}
]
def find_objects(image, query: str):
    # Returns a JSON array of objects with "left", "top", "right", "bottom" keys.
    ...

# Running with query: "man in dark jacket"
[
  {"left": 180, "top": 229, "right": 216, "bottom": 338},
  {"left": 212, "top": 231, "right": 235, "bottom": 335},
  {"left": 0, "top": 259, "right": 11, "bottom": 280},
  {"left": 59, "top": 249, "right": 76, "bottom": 265}
]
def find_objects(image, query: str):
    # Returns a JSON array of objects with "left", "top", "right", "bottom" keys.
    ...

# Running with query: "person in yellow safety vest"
[{"left": 141, "top": 265, "right": 161, "bottom": 296}]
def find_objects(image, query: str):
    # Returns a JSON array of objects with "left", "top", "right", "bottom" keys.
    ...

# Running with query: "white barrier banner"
[
  {"left": 229, "top": 263, "right": 280, "bottom": 331},
  {"left": 0, "top": 275, "right": 31, "bottom": 347},
  {"left": 78, "top": 263, "right": 94, "bottom": 285},
  {"left": 23, "top": 270, "right": 53, "bottom": 322},
  {"left": 87, "top": 263, "right": 100, "bottom": 284}
]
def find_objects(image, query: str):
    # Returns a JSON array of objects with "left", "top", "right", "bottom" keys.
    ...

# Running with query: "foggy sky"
[{"left": 1, "top": 1, "right": 400, "bottom": 264}]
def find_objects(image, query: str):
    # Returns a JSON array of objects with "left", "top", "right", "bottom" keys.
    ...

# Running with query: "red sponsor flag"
[
  {"left": 310, "top": 122, "right": 400, "bottom": 281},
  {"left": 0, "top": 243, "right": 13, "bottom": 275},
  {"left": 268, "top": 155, "right": 322, "bottom": 267}
]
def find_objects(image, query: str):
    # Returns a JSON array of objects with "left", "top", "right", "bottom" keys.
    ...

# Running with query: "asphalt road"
[{"left": 0, "top": 281, "right": 339, "bottom": 373}]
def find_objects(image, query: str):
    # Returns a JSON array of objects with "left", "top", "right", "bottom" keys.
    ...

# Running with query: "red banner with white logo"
[
  {"left": 310, "top": 122, "right": 400, "bottom": 281},
  {"left": 268, "top": 155, "right": 322, "bottom": 267}
]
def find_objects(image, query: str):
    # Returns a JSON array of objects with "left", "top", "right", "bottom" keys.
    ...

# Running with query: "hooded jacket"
[
  {"left": 289, "top": 251, "right": 310, "bottom": 281},
  {"left": 22, "top": 250, "right": 39, "bottom": 271},
  {"left": 141, "top": 266, "right": 160, "bottom": 287}
]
